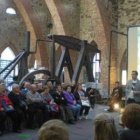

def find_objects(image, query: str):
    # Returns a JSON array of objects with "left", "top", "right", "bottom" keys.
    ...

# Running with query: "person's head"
[
  {"left": 24, "top": 81, "right": 31, "bottom": 89},
  {"left": 12, "top": 84, "right": 20, "bottom": 94},
  {"left": 43, "top": 85, "right": 50, "bottom": 94},
  {"left": 0, "top": 78, "right": 4, "bottom": 84},
  {"left": 131, "top": 70, "right": 138, "bottom": 80},
  {"left": 115, "top": 81, "right": 119, "bottom": 87},
  {"left": 0, "top": 84, "right": 5, "bottom": 95},
  {"left": 66, "top": 85, "right": 72, "bottom": 93},
  {"left": 38, "top": 119, "right": 69, "bottom": 140},
  {"left": 75, "top": 83, "right": 82, "bottom": 91},
  {"left": 31, "top": 84, "right": 37, "bottom": 93},
  {"left": 61, "top": 82, "right": 66, "bottom": 90},
  {"left": 121, "top": 103, "right": 140, "bottom": 130},
  {"left": 56, "top": 85, "right": 62, "bottom": 93},
  {"left": 94, "top": 113, "right": 118, "bottom": 140},
  {"left": 86, "top": 87, "right": 95, "bottom": 95},
  {"left": 47, "top": 80, "right": 53, "bottom": 89}
]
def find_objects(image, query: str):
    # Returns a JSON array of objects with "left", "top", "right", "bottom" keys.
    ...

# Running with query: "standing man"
[{"left": 125, "top": 70, "right": 140, "bottom": 104}]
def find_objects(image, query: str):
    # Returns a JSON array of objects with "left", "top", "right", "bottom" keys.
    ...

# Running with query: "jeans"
[{"left": 69, "top": 104, "right": 81, "bottom": 119}]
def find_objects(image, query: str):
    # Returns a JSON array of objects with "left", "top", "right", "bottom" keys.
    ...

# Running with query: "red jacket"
[{"left": 0, "top": 94, "right": 12, "bottom": 110}]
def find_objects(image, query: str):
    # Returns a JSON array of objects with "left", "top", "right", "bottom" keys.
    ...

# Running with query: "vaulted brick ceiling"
[
  {"left": 0, "top": 0, "right": 80, "bottom": 67},
  {"left": 0, "top": 0, "right": 53, "bottom": 66}
]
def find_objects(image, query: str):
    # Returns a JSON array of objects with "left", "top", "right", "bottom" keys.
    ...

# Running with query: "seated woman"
[
  {"left": 119, "top": 103, "right": 140, "bottom": 140},
  {"left": 0, "top": 84, "right": 22, "bottom": 135},
  {"left": 93, "top": 113, "right": 118, "bottom": 140},
  {"left": 53, "top": 85, "right": 75, "bottom": 124},
  {"left": 63, "top": 85, "right": 81, "bottom": 121},
  {"left": 74, "top": 83, "right": 90, "bottom": 119},
  {"left": 41, "top": 85, "right": 59, "bottom": 119}
]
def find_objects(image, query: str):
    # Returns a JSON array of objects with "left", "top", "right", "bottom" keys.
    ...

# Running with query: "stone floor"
[{"left": 0, "top": 104, "right": 123, "bottom": 140}]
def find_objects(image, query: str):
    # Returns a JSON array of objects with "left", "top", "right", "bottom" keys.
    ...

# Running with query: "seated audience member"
[
  {"left": 37, "top": 82, "right": 44, "bottom": 94},
  {"left": 0, "top": 83, "right": 7, "bottom": 136},
  {"left": 38, "top": 119, "right": 69, "bottom": 140},
  {"left": 119, "top": 103, "right": 140, "bottom": 140},
  {"left": 20, "top": 81, "right": 31, "bottom": 95},
  {"left": 46, "top": 80, "right": 55, "bottom": 96},
  {"left": 8, "top": 84, "right": 27, "bottom": 121},
  {"left": 108, "top": 81, "right": 123, "bottom": 111},
  {"left": 0, "top": 79, "right": 5, "bottom": 84},
  {"left": 74, "top": 83, "right": 90, "bottom": 119},
  {"left": 71, "top": 81, "right": 76, "bottom": 93},
  {"left": 0, "top": 84, "right": 22, "bottom": 135},
  {"left": 86, "top": 87, "right": 96, "bottom": 109},
  {"left": 53, "top": 85, "right": 75, "bottom": 124},
  {"left": 94, "top": 113, "right": 118, "bottom": 140},
  {"left": 41, "top": 85, "right": 59, "bottom": 118},
  {"left": 63, "top": 85, "right": 81, "bottom": 121},
  {"left": 26, "top": 84, "right": 49, "bottom": 128}
]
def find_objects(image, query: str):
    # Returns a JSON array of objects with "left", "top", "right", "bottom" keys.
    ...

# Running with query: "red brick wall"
[{"left": 80, "top": 0, "right": 118, "bottom": 92}]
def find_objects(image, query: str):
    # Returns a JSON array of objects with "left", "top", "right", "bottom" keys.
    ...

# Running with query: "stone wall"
[
  {"left": 2, "top": 0, "right": 139, "bottom": 91},
  {"left": 0, "top": 1, "right": 26, "bottom": 55},
  {"left": 79, "top": 0, "right": 118, "bottom": 92},
  {"left": 117, "top": 0, "right": 140, "bottom": 81}
]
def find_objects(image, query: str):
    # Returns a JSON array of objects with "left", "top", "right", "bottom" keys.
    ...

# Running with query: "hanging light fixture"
[{"left": 6, "top": 7, "right": 16, "bottom": 15}]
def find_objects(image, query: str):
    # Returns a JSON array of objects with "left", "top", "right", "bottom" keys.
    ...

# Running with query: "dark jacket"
[
  {"left": 74, "top": 90, "right": 87, "bottom": 104},
  {"left": 111, "top": 86, "right": 123, "bottom": 100},
  {"left": 119, "top": 129, "right": 140, "bottom": 140},
  {"left": 0, "top": 94, "right": 12, "bottom": 110},
  {"left": 8, "top": 91, "right": 27, "bottom": 110},
  {"left": 53, "top": 92, "right": 67, "bottom": 106}
]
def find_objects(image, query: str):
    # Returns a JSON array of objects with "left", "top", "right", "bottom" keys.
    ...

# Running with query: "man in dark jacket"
[
  {"left": 53, "top": 85, "right": 75, "bottom": 124},
  {"left": 8, "top": 84, "right": 27, "bottom": 123}
]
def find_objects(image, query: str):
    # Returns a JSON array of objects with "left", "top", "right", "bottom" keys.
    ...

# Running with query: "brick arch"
[
  {"left": 44, "top": 0, "right": 66, "bottom": 35},
  {"left": 95, "top": 0, "right": 109, "bottom": 45},
  {"left": 45, "top": 0, "right": 111, "bottom": 87},
  {"left": 13, "top": 0, "right": 69, "bottom": 67},
  {"left": 13, "top": 0, "right": 111, "bottom": 87},
  {"left": 13, "top": 0, "right": 48, "bottom": 67}
]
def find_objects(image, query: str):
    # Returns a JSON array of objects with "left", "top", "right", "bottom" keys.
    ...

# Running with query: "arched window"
[
  {"left": 1, "top": 47, "right": 15, "bottom": 60},
  {"left": 93, "top": 53, "right": 100, "bottom": 83},
  {"left": 0, "top": 47, "right": 17, "bottom": 84}
]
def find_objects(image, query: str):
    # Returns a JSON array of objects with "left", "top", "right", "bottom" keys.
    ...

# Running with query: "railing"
[{"left": 0, "top": 59, "right": 15, "bottom": 84}]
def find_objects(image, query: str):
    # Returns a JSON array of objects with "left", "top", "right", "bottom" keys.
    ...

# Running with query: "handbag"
[
  {"left": 50, "top": 104, "right": 59, "bottom": 112},
  {"left": 81, "top": 99, "right": 90, "bottom": 107},
  {"left": 1, "top": 99, "right": 14, "bottom": 112}
]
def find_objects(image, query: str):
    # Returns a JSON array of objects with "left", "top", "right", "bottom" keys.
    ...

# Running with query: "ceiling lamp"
[{"left": 6, "top": 7, "right": 16, "bottom": 15}]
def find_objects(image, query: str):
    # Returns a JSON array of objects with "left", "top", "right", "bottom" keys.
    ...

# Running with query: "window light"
[{"left": 6, "top": 8, "right": 16, "bottom": 15}]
